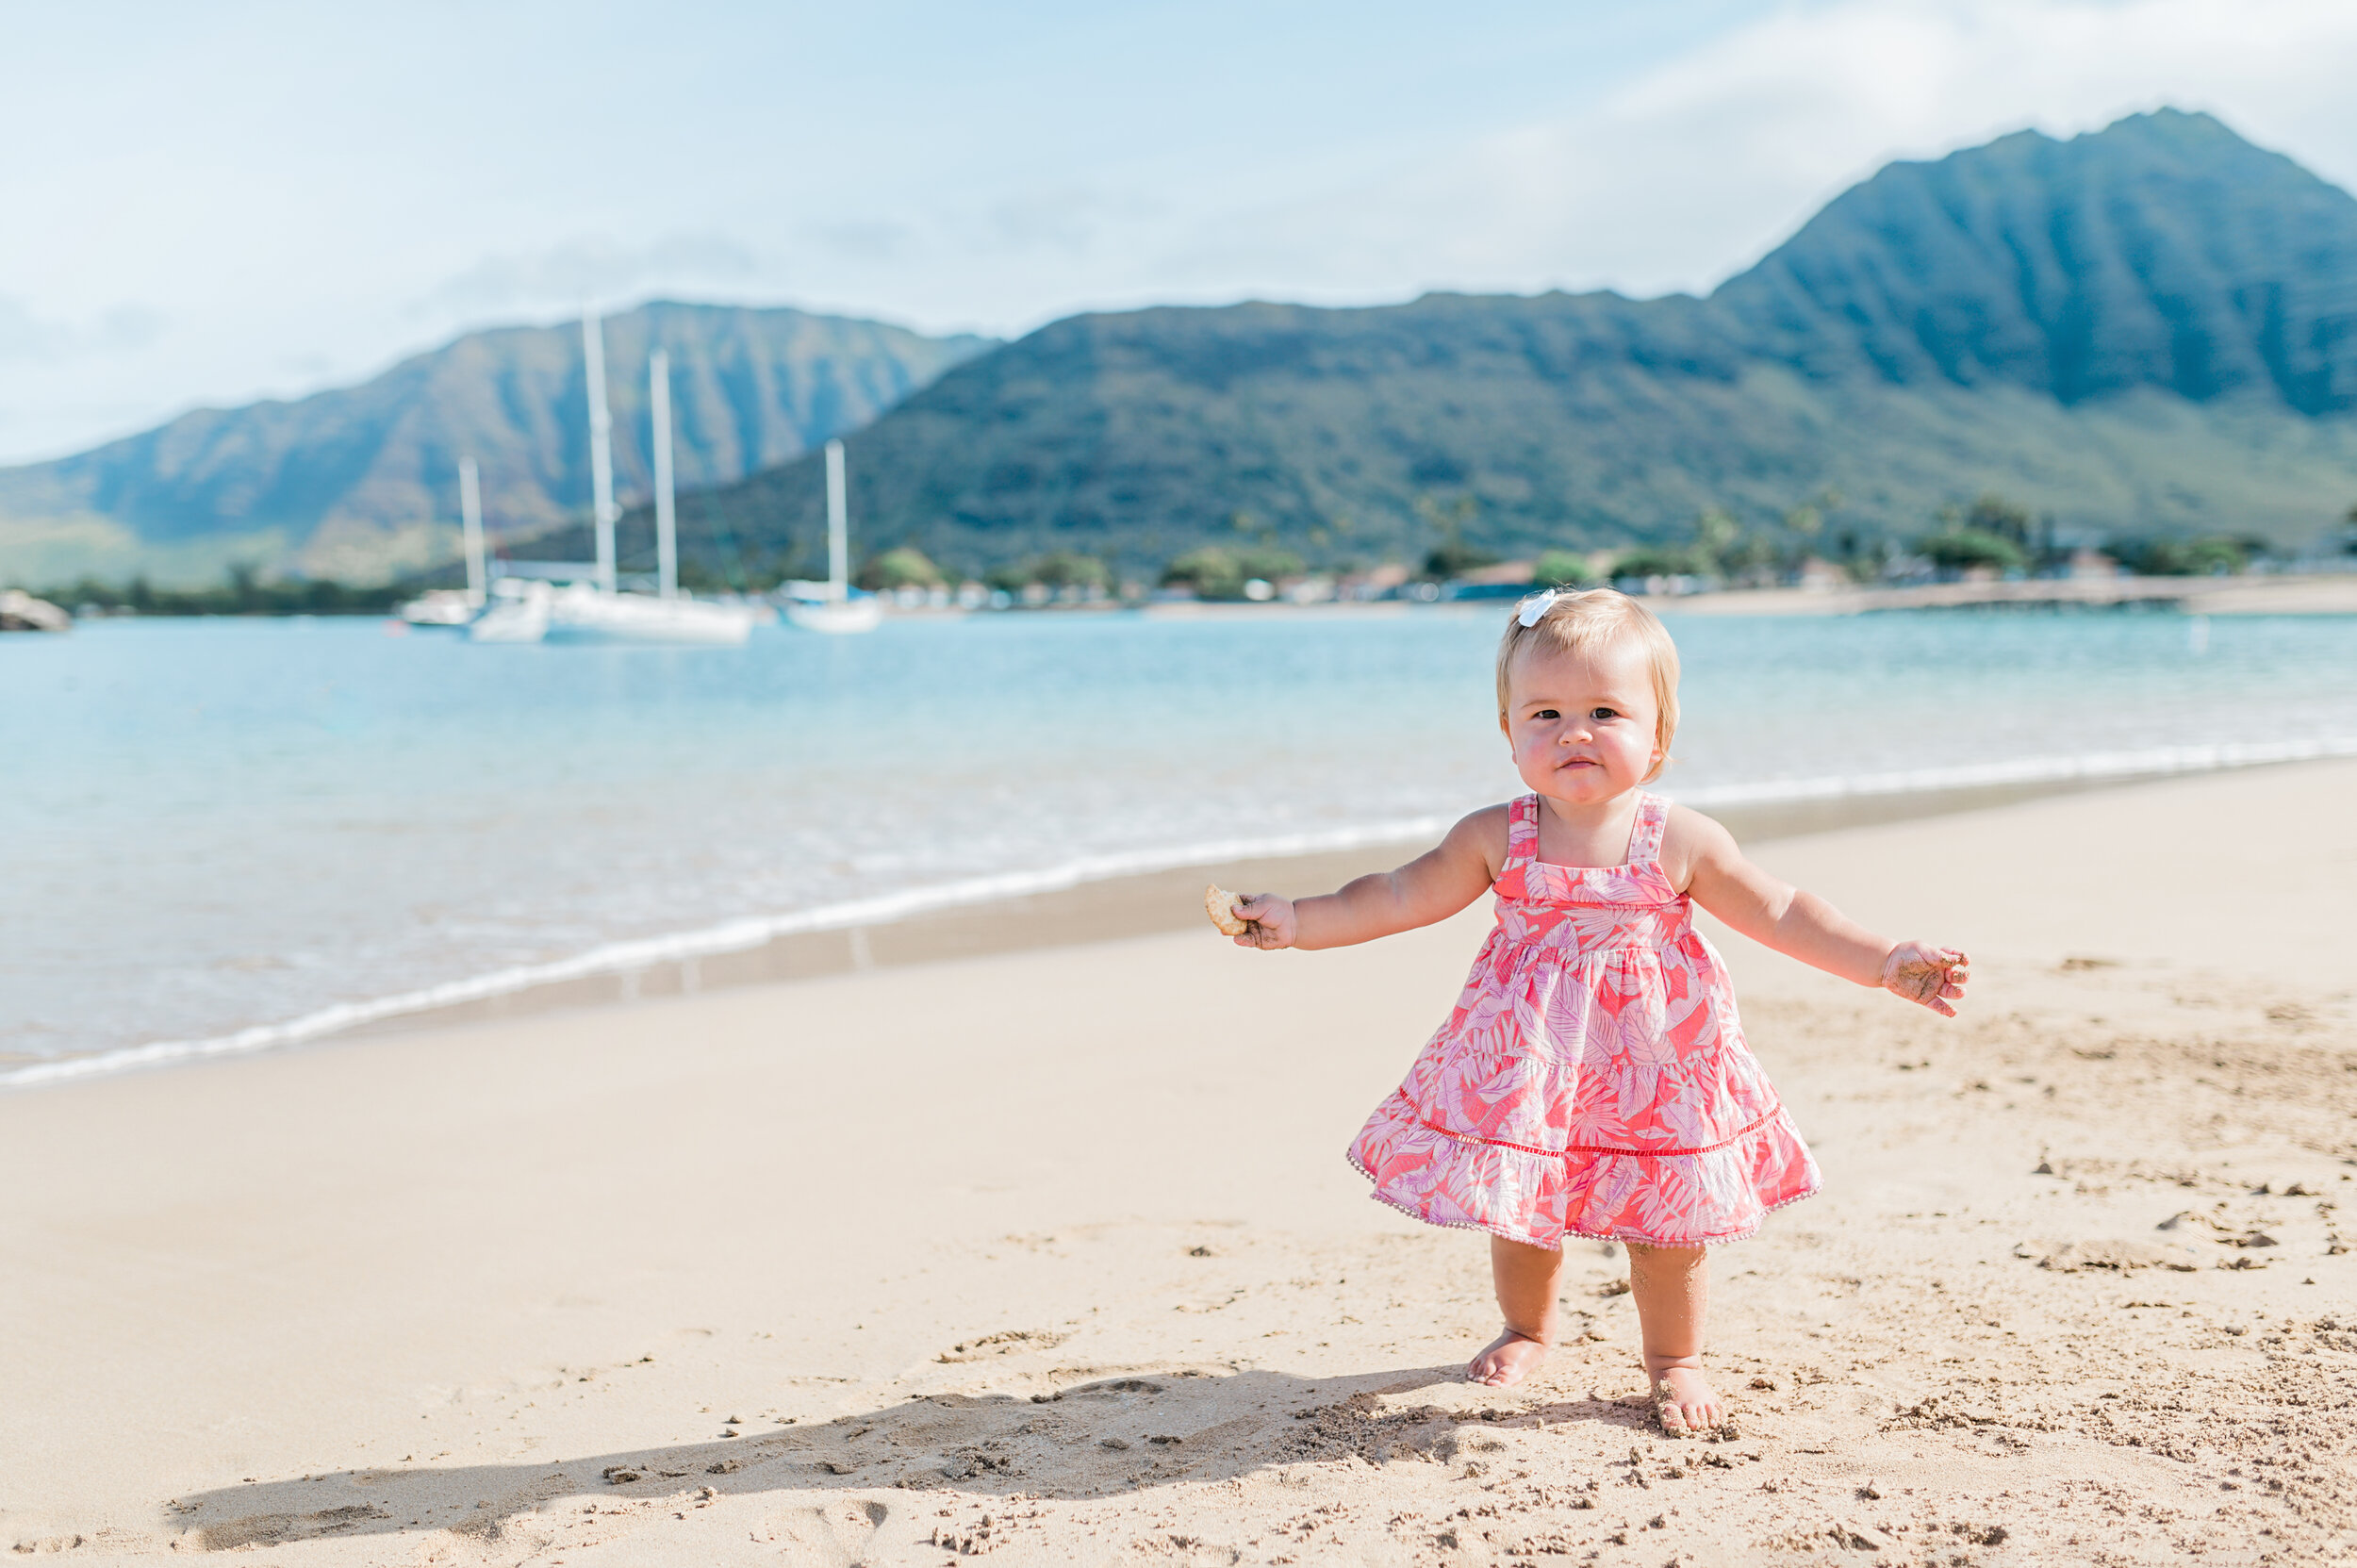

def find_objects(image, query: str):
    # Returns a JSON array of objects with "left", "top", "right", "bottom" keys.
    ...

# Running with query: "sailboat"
[
  {"left": 397, "top": 457, "right": 489, "bottom": 626},
  {"left": 781, "top": 439, "right": 883, "bottom": 634},
  {"left": 471, "top": 314, "right": 762, "bottom": 646},
  {"left": 466, "top": 576, "right": 553, "bottom": 642},
  {"left": 444, "top": 455, "right": 562, "bottom": 640}
]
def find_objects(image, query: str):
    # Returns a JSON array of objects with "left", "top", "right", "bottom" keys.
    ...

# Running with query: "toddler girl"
[{"left": 1228, "top": 588, "right": 1968, "bottom": 1435}]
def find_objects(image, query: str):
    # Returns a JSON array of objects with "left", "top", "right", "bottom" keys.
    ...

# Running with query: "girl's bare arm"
[
  {"left": 1233, "top": 806, "right": 1504, "bottom": 950},
  {"left": 1671, "top": 806, "right": 1970, "bottom": 1015}
]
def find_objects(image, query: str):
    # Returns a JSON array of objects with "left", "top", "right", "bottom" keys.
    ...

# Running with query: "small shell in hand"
[{"left": 1204, "top": 884, "right": 1249, "bottom": 936}]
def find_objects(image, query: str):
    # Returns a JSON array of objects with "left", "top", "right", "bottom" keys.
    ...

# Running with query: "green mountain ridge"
[
  {"left": 0, "top": 303, "right": 994, "bottom": 586},
  {"left": 564, "top": 109, "right": 2357, "bottom": 586}
]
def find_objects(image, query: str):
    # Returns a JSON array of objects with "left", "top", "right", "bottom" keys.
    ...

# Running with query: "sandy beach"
[{"left": 6, "top": 761, "right": 2354, "bottom": 1564}]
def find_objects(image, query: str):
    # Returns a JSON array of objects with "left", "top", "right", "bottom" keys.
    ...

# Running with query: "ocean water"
[{"left": 7, "top": 605, "right": 2357, "bottom": 1086}]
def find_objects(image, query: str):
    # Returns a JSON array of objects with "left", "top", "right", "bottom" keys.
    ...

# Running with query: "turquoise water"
[{"left": 7, "top": 606, "right": 2356, "bottom": 1082}]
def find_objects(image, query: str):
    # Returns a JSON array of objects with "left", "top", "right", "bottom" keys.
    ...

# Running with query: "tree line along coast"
[
  {"left": 13, "top": 488, "right": 2352, "bottom": 626},
  {"left": 837, "top": 487, "right": 2357, "bottom": 609}
]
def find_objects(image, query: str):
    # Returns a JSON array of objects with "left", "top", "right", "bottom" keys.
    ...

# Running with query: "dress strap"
[
  {"left": 1625, "top": 791, "right": 1669, "bottom": 865},
  {"left": 1503, "top": 793, "right": 1541, "bottom": 871}
]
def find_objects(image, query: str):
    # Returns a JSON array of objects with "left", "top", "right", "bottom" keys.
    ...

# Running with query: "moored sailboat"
[
  {"left": 470, "top": 315, "right": 762, "bottom": 646},
  {"left": 399, "top": 455, "right": 488, "bottom": 626},
  {"left": 781, "top": 439, "right": 882, "bottom": 634}
]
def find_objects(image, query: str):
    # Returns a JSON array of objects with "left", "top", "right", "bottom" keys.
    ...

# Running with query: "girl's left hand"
[
  {"left": 1883, "top": 942, "right": 1970, "bottom": 1016},
  {"left": 1230, "top": 893, "right": 1296, "bottom": 949}
]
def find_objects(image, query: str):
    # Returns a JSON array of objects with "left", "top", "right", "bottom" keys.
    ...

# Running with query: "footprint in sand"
[{"left": 935, "top": 1328, "right": 1070, "bottom": 1362}]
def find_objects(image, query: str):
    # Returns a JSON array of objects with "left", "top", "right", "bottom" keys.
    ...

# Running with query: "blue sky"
[{"left": 4, "top": 0, "right": 2355, "bottom": 463}]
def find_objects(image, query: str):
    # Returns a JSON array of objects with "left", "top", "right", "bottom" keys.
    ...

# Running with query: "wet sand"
[
  {"left": 3, "top": 761, "right": 2353, "bottom": 1563},
  {"left": 346, "top": 771, "right": 2217, "bottom": 1043}
]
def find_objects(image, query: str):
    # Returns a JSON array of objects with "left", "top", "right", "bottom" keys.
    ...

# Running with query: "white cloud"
[
  {"left": 0, "top": 297, "right": 167, "bottom": 365},
  {"left": 6, "top": 0, "right": 2357, "bottom": 463},
  {"left": 1162, "top": 0, "right": 2357, "bottom": 303},
  {"left": 411, "top": 233, "right": 769, "bottom": 322}
]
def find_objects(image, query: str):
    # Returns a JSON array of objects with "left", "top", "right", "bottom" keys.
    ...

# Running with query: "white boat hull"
[
  {"left": 399, "top": 589, "right": 481, "bottom": 628},
  {"left": 465, "top": 583, "right": 762, "bottom": 645},
  {"left": 468, "top": 584, "right": 552, "bottom": 642},
  {"left": 548, "top": 584, "right": 762, "bottom": 645},
  {"left": 783, "top": 597, "right": 883, "bottom": 634}
]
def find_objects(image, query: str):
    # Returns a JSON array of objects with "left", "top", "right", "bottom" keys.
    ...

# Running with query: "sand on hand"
[{"left": 2, "top": 761, "right": 2352, "bottom": 1562}]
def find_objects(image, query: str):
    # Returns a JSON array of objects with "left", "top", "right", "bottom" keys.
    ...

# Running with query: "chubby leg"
[
  {"left": 1626, "top": 1242, "right": 1723, "bottom": 1435},
  {"left": 1468, "top": 1235, "right": 1564, "bottom": 1387}
]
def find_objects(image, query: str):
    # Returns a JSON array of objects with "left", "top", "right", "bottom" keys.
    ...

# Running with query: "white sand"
[{"left": 4, "top": 762, "right": 2353, "bottom": 1562}]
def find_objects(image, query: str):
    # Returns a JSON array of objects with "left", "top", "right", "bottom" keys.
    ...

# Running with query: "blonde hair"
[{"left": 1494, "top": 588, "right": 1681, "bottom": 782}]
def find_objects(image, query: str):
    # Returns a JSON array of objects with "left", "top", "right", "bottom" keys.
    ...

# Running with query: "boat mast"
[
  {"left": 458, "top": 455, "right": 486, "bottom": 605},
  {"left": 825, "top": 437, "right": 849, "bottom": 602},
  {"left": 651, "top": 350, "right": 677, "bottom": 600},
  {"left": 583, "top": 311, "right": 618, "bottom": 593}
]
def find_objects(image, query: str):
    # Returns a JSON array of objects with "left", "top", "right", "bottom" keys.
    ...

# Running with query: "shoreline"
[
  {"left": 29, "top": 560, "right": 2357, "bottom": 623},
  {"left": 1655, "top": 568, "right": 2357, "bottom": 617},
  {"left": 15, "top": 739, "right": 2351, "bottom": 1091},
  {"left": 972, "top": 570, "right": 2357, "bottom": 620}
]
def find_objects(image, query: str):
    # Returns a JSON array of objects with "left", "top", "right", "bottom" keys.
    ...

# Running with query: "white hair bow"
[{"left": 1517, "top": 588, "right": 1558, "bottom": 627}]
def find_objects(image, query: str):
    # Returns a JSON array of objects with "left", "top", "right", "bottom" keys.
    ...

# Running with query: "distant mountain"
[
  {"left": 585, "top": 110, "right": 2357, "bottom": 585},
  {"left": 0, "top": 303, "right": 994, "bottom": 586},
  {"left": 1717, "top": 110, "right": 2357, "bottom": 408}
]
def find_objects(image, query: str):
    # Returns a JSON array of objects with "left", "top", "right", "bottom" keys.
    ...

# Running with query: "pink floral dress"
[{"left": 1348, "top": 791, "right": 1819, "bottom": 1248}]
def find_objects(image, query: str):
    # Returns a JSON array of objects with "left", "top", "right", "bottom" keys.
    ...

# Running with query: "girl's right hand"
[
  {"left": 1883, "top": 942, "right": 1970, "bottom": 1015},
  {"left": 1231, "top": 893, "right": 1296, "bottom": 949}
]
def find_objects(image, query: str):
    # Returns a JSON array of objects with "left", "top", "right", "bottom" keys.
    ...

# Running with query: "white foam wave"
[
  {"left": 10, "top": 734, "right": 2354, "bottom": 1092},
  {"left": 1668, "top": 735, "right": 2357, "bottom": 807},
  {"left": 0, "top": 817, "right": 1452, "bottom": 1091}
]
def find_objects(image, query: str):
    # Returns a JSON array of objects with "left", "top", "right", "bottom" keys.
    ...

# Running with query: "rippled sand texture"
[{"left": 3, "top": 762, "right": 2352, "bottom": 1563}]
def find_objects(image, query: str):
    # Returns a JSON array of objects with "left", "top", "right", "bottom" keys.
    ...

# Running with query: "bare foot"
[
  {"left": 1651, "top": 1366, "right": 1725, "bottom": 1437},
  {"left": 1467, "top": 1329, "right": 1549, "bottom": 1388}
]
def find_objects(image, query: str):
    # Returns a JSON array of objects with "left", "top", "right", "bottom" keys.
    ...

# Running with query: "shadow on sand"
[{"left": 170, "top": 1362, "right": 1674, "bottom": 1552}]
